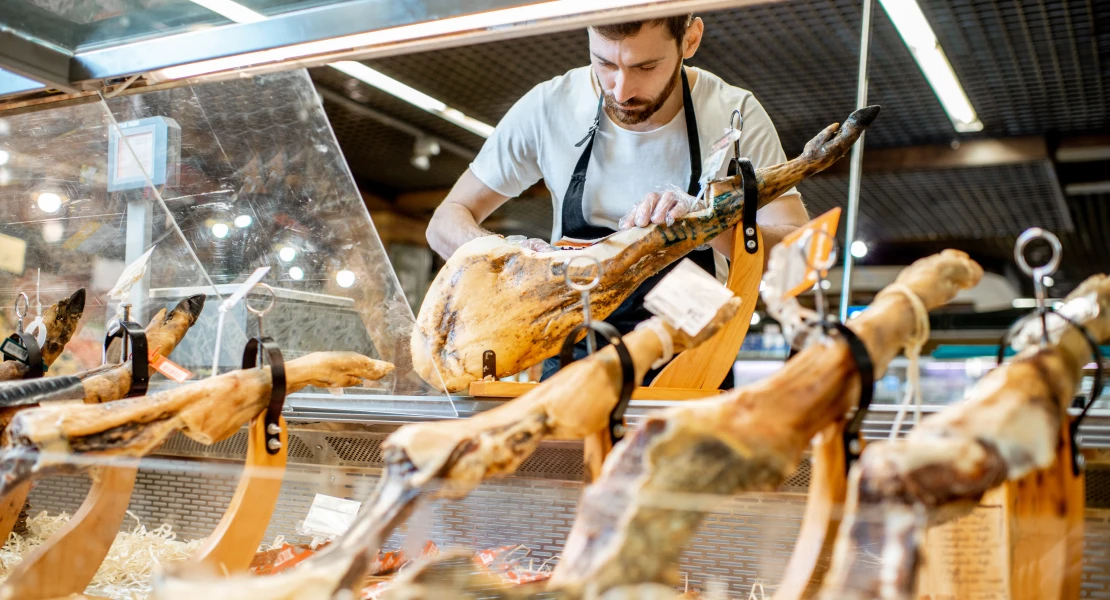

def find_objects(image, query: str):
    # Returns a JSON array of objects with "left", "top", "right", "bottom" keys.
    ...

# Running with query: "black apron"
[{"left": 541, "top": 67, "right": 732, "bottom": 387}]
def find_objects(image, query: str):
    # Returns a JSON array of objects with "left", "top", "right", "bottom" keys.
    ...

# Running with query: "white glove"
[
  {"left": 618, "top": 184, "right": 705, "bottom": 230},
  {"left": 505, "top": 235, "right": 556, "bottom": 252}
]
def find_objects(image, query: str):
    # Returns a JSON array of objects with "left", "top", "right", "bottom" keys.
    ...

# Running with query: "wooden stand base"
[{"left": 917, "top": 419, "right": 1085, "bottom": 600}]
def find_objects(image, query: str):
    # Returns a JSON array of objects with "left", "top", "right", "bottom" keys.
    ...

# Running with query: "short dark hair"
[{"left": 592, "top": 14, "right": 693, "bottom": 45}]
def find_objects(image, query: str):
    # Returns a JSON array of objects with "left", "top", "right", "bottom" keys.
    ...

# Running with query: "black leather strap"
[
  {"left": 830, "top": 321, "right": 874, "bottom": 472},
  {"left": 104, "top": 321, "right": 149, "bottom": 397},
  {"left": 998, "top": 307, "right": 1104, "bottom": 474},
  {"left": 736, "top": 158, "right": 759, "bottom": 254},
  {"left": 559, "top": 321, "right": 636, "bottom": 443},
  {"left": 2, "top": 332, "right": 44, "bottom": 379},
  {"left": 243, "top": 336, "right": 287, "bottom": 455}
]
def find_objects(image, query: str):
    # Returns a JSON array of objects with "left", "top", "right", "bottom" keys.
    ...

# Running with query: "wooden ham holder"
[
  {"left": 917, "top": 232, "right": 1095, "bottom": 600},
  {"left": 0, "top": 308, "right": 151, "bottom": 600},
  {"left": 190, "top": 299, "right": 289, "bottom": 574}
]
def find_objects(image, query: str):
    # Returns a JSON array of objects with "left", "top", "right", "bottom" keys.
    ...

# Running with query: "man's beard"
[{"left": 603, "top": 62, "right": 683, "bottom": 126}]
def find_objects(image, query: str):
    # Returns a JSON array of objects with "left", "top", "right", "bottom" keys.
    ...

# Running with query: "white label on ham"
[
  {"left": 299, "top": 493, "right": 362, "bottom": 540},
  {"left": 644, "top": 258, "right": 735, "bottom": 336}
]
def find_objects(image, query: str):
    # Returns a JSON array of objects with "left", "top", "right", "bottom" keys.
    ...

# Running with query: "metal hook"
[
  {"left": 13, "top": 293, "right": 28, "bottom": 333},
  {"left": 245, "top": 283, "right": 277, "bottom": 338},
  {"left": 802, "top": 229, "right": 839, "bottom": 324},
  {"left": 730, "top": 109, "right": 743, "bottom": 159},
  {"left": 1014, "top": 228, "right": 1062, "bottom": 344},
  {"left": 565, "top": 256, "right": 603, "bottom": 354}
]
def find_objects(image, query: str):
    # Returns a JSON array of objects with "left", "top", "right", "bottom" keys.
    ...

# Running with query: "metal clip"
[
  {"left": 102, "top": 302, "right": 148, "bottom": 396},
  {"left": 1001, "top": 228, "right": 1100, "bottom": 474},
  {"left": 564, "top": 255, "right": 603, "bottom": 355},
  {"left": 1014, "top": 227, "right": 1062, "bottom": 344},
  {"left": 2, "top": 293, "right": 44, "bottom": 379},
  {"left": 14, "top": 293, "right": 27, "bottom": 334},
  {"left": 243, "top": 284, "right": 286, "bottom": 455}
]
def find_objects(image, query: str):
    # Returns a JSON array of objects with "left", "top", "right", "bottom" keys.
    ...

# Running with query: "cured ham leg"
[
  {"left": 389, "top": 299, "right": 739, "bottom": 499},
  {"left": 0, "top": 289, "right": 85, "bottom": 381},
  {"left": 0, "top": 351, "right": 394, "bottom": 494},
  {"left": 817, "top": 273, "right": 1110, "bottom": 600},
  {"left": 414, "top": 106, "right": 881, "bottom": 391},
  {"left": 546, "top": 251, "right": 983, "bottom": 595},
  {"left": 149, "top": 302, "right": 741, "bottom": 600}
]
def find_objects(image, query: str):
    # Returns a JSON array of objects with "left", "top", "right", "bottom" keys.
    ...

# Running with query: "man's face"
[{"left": 589, "top": 24, "right": 685, "bottom": 125}]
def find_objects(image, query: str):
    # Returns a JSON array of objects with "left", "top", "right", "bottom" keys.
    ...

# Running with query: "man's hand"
[
  {"left": 618, "top": 186, "right": 701, "bottom": 230},
  {"left": 505, "top": 235, "right": 556, "bottom": 253}
]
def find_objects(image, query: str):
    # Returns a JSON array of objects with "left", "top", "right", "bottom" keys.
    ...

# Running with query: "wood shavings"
[{"left": 0, "top": 511, "right": 203, "bottom": 599}]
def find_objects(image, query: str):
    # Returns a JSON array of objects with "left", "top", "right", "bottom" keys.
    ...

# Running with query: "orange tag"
[
  {"left": 149, "top": 349, "right": 192, "bottom": 383},
  {"left": 777, "top": 208, "right": 841, "bottom": 298}
]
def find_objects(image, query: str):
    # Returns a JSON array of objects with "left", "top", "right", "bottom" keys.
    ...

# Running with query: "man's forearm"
[{"left": 427, "top": 203, "right": 497, "bottom": 260}]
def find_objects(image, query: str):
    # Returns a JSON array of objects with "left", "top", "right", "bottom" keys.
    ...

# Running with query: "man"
[{"left": 426, "top": 14, "right": 808, "bottom": 382}]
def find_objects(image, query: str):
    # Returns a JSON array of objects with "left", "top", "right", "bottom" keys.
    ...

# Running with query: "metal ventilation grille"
[
  {"left": 326, "top": 434, "right": 385, "bottom": 464},
  {"left": 516, "top": 446, "right": 584, "bottom": 480},
  {"left": 1087, "top": 466, "right": 1110, "bottom": 509},
  {"left": 158, "top": 429, "right": 315, "bottom": 461},
  {"left": 799, "top": 161, "right": 1071, "bottom": 242},
  {"left": 781, "top": 457, "right": 812, "bottom": 491}
]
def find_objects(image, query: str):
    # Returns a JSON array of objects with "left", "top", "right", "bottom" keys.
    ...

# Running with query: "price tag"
[
  {"left": 149, "top": 348, "right": 192, "bottom": 383},
  {"left": 107, "top": 246, "right": 156, "bottom": 301},
  {"left": 219, "top": 266, "right": 271, "bottom": 313},
  {"left": 772, "top": 208, "right": 841, "bottom": 299},
  {"left": 1, "top": 337, "right": 29, "bottom": 363},
  {"left": 299, "top": 493, "right": 361, "bottom": 540},
  {"left": 643, "top": 258, "right": 735, "bottom": 336}
]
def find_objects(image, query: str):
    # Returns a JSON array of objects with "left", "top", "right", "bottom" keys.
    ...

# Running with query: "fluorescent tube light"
[
  {"left": 878, "top": 0, "right": 983, "bottom": 132},
  {"left": 157, "top": 0, "right": 667, "bottom": 80},
  {"left": 189, "top": 0, "right": 265, "bottom": 23},
  {"left": 183, "top": 0, "right": 495, "bottom": 138}
]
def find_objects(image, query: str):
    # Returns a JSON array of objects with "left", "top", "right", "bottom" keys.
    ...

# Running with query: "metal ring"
[
  {"left": 13, "top": 293, "right": 28, "bottom": 320},
  {"left": 564, "top": 255, "right": 602, "bottom": 292},
  {"left": 802, "top": 229, "right": 839, "bottom": 272},
  {"left": 1014, "top": 227, "right": 1062, "bottom": 280},
  {"left": 245, "top": 283, "right": 277, "bottom": 317},
  {"left": 730, "top": 109, "right": 743, "bottom": 131}
]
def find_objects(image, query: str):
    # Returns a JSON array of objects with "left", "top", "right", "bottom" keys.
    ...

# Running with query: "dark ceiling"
[{"left": 310, "top": 0, "right": 1110, "bottom": 295}]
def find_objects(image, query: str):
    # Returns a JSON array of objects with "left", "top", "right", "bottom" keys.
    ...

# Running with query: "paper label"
[
  {"left": 299, "top": 493, "right": 361, "bottom": 539},
  {"left": 117, "top": 130, "right": 155, "bottom": 181},
  {"left": 918, "top": 505, "right": 1007, "bottom": 600},
  {"left": 0, "top": 233, "right": 27, "bottom": 275},
  {"left": 149, "top": 349, "right": 192, "bottom": 383},
  {"left": 219, "top": 266, "right": 271, "bottom": 313},
  {"left": 773, "top": 208, "right": 841, "bottom": 299},
  {"left": 699, "top": 128, "right": 743, "bottom": 193},
  {"left": 643, "top": 258, "right": 735, "bottom": 336},
  {"left": 107, "top": 246, "right": 155, "bottom": 300}
]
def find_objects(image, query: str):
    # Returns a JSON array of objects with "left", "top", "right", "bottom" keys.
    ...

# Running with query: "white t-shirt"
[{"left": 470, "top": 65, "right": 800, "bottom": 242}]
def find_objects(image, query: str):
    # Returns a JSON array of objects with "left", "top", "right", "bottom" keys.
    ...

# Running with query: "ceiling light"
[
  {"left": 288, "top": 266, "right": 304, "bottom": 280},
  {"left": 189, "top": 0, "right": 265, "bottom": 23},
  {"left": 850, "top": 240, "right": 868, "bottom": 258},
  {"left": 36, "top": 192, "right": 62, "bottom": 214},
  {"left": 1042, "top": 275, "right": 1054, "bottom": 287},
  {"left": 211, "top": 222, "right": 230, "bottom": 238},
  {"left": 278, "top": 246, "right": 296, "bottom": 262},
  {"left": 879, "top": 0, "right": 982, "bottom": 132},
  {"left": 1012, "top": 298, "right": 1037, "bottom": 309},
  {"left": 750, "top": 312, "right": 761, "bottom": 326},
  {"left": 336, "top": 269, "right": 356, "bottom": 288},
  {"left": 820, "top": 279, "right": 832, "bottom": 290},
  {"left": 234, "top": 214, "right": 252, "bottom": 228},
  {"left": 330, "top": 62, "right": 494, "bottom": 137},
  {"left": 0, "top": 150, "right": 9, "bottom": 166}
]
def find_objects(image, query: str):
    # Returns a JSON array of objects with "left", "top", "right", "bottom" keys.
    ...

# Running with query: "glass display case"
[{"left": 0, "top": 69, "right": 458, "bottom": 418}]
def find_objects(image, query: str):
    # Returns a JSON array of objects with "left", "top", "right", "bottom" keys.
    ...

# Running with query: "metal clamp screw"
[{"left": 267, "top": 438, "right": 282, "bottom": 451}]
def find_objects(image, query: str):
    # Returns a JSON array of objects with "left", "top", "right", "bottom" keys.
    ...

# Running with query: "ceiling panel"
[{"left": 798, "top": 161, "right": 1072, "bottom": 241}]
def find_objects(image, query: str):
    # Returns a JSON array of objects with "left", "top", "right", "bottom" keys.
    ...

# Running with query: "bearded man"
[{"left": 425, "top": 14, "right": 808, "bottom": 383}]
